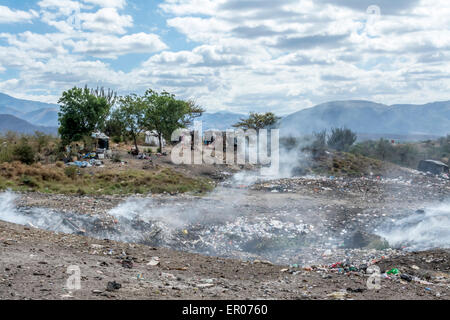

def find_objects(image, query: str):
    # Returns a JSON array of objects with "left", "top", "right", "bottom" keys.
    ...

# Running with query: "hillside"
[
  {"left": 0, "top": 114, "right": 57, "bottom": 135},
  {"left": 281, "top": 100, "right": 450, "bottom": 137},
  {"left": 195, "top": 111, "right": 245, "bottom": 130},
  {"left": 0, "top": 92, "right": 59, "bottom": 127}
]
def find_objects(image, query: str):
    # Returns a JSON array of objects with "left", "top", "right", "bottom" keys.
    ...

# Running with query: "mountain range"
[
  {"left": 280, "top": 100, "right": 450, "bottom": 138},
  {"left": 0, "top": 114, "right": 57, "bottom": 135},
  {"left": 0, "top": 92, "right": 59, "bottom": 127},
  {"left": 0, "top": 92, "right": 449, "bottom": 139}
]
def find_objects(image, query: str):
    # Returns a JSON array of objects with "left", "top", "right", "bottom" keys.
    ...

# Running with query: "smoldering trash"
[{"left": 1, "top": 170, "right": 449, "bottom": 266}]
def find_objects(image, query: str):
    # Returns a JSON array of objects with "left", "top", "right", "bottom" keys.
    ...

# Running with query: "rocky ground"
[
  {"left": 0, "top": 169, "right": 449, "bottom": 300},
  {"left": 0, "top": 221, "right": 448, "bottom": 300}
]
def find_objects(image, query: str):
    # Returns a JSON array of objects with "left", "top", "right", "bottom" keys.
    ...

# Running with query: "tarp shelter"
[
  {"left": 418, "top": 160, "right": 449, "bottom": 175},
  {"left": 91, "top": 132, "right": 110, "bottom": 151},
  {"left": 145, "top": 131, "right": 166, "bottom": 147}
]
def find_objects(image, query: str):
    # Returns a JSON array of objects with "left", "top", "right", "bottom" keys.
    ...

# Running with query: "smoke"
[
  {"left": 0, "top": 191, "right": 85, "bottom": 234},
  {"left": 0, "top": 192, "right": 28, "bottom": 225},
  {"left": 377, "top": 202, "right": 450, "bottom": 251}
]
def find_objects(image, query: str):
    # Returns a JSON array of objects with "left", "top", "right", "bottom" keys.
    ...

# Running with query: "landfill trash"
[
  {"left": 400, "top": 274, "right": 413, "bottom": 282},
  {"left": 411, "top": 265, "right": 420, "bottom": 270},
  {"left": 196, "top": 283, "right": 214, "bottom": 289},
  {"left": 387, "top": 268, "right": 400, "bottom": 275},
  {"left": 121, "top": 258, "right": 133, "bottom": 269},
  {"left": 67, "top": 161, "right": 92, "bottom": 168},
  {"left": 347, "top": 288, "right": 365, "bottom": 293},
  {"left": 327, "top": 291, "right": 349, "bottom": 299},
  {"left": 147, "top": 257, "right": 160, "bottom": 267},
  {"left": 106, "top": 281, "right": 122, "bottom": 292}
]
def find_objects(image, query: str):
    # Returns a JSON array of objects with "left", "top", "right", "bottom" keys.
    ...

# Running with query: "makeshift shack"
[
  {"left": 418, "top": 160, "right": 449, "bottom": 175},
  {"left": 91, "top": 132, "right": 110, "bottom": 158},
  {"left": 145, "top": 131, "right": 166, "bottom": 147}
]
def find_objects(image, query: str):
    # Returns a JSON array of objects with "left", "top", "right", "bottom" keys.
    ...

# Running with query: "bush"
[
  {"left": 0, "top": 145, "right": 13, "bottom": 163},
  {"left": 327, "top": 127, "right": 357, "bottom": 152},
  {"left": 21, "top": 175, "right": 39, "bottom": 188},
  {"left": 13, "top": 142, "right": 35, "bottom": 165},
  {"left": 112, "top": 152, "right": 122, "bottom": 163},
  {"left": 64, "top": 166, "right": 78, "bottom": 179},
  {"left": 310, "top": 130, "right": 327, "bottom": 158}
]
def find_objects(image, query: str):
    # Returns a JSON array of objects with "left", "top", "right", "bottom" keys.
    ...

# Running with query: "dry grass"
[
  {"left": 0, "top": 162, "right": 214, "bottom": 195},
  {"left": 312, "top": 151, "right": 399, "bottom": 177}
]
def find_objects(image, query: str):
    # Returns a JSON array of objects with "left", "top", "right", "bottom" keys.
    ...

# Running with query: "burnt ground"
[{"left": 1, "top": 169, "right": 450, "bottom": 300}]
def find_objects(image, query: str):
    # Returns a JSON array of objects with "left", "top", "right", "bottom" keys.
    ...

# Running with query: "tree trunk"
[
  {"left": 158, "top": 133, "right": 163, "bottom": 153},
  {"left": 134, "top": 135, "right": 139, "bottom": 154}
]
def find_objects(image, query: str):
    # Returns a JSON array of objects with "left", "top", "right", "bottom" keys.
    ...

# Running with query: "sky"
[{"left": 0, "top": 0, "right": 449, "bottom": 115}]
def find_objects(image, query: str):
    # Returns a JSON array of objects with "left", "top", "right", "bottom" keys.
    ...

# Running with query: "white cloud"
[
  {"left": 0, "top": 5, "right": 38, "bottom": 24},
  {"left": 71, "top": 32, "right": 168, "bottom": 58},
  {"left": 83, "top": 0, "right": 126, "bottom": 9},
  {"left": 1, "top": 0, "right": 450, "bottom": 112},
  {"left": 80, "top": 7, "right": 132, "bottom": 34}
]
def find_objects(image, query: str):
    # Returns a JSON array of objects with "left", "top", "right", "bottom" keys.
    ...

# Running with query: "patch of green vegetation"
[
  {"left": 311, "top": 151, "right": 390, "bottom": 177},
  {"left": 0, "top": 162, "right": 214, "bottom": 195}
]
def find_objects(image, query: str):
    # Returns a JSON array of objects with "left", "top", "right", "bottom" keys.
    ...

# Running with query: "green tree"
[
  {"left": 88, "top": 85, "right": 117, "bottom": 107},
  {"left": 327, "top": 127, "right": 357, "bottom": 152},
  {"left": 143, "top": 89, "right": 204, "bottom": 151},
  {"left": 233, "top": 112, "right": 280, "bottom": 130},
  {"left": 114, "top": 94, "right": 146, "bottom": 153},
  {"left": 104, "top": 111, "right": 127, "bottom": 142},
  {"left": 375, "top": 138, "right": 394, "bottom": 161},
  {"left": 58, "top": 86, "right": 111, "bottom": 145}
]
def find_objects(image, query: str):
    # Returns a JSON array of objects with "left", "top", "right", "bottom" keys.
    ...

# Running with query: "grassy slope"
[
  {"left": 0, "top": 162, "right": 214, "bottom": 195},
  {"left": 311, "top": 151, "right": 400, "bottom": 177}
]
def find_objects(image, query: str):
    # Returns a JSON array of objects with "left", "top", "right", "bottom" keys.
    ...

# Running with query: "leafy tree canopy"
[
  {"left": 233, "top": 112, "right": 280, "bottom": 130},
  {"left": 113, "top": 94, "right": 146, "bottom": 152},
  {"left": 143, "top": 89, "right": 204, "bottom": 150},
  {"left": 58, "top": 86, "right": 111, "bottom": 145}
]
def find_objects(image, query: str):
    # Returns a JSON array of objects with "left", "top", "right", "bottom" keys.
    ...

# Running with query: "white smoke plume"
[{"left": 378, "top": 202, "right": 450, "bottom": 251}]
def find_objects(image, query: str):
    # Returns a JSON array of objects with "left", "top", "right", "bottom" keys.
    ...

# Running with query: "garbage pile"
[
  {"left": 66, "top": 159, "right": 104, "bottom": 168},
  {"left": 251, "top": 173, "right": 450, "bottom": 202}
]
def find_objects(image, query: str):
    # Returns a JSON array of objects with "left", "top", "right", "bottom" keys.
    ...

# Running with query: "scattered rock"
[{"left": 106, "top": 281, "right": 122, "bottom": 292}]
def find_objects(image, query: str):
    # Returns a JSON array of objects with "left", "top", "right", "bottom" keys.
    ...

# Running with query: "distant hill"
[
  {"left": 0, "top": 92, "right": 59, "bottom": 127},
  {"left": 195, "top": 111, "right": 245, "bottom": 130},
  {"left": 0, "top": 114, "right": 57, "bottom": 135},
  {"left": 280, "top": 100, "right": 450, "bottom": 138},
  {"left": 22, "top": 108, "right": 59, "bottom": 127}
]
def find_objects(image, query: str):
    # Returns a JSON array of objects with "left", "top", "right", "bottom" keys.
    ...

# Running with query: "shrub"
[
  {"left": 327, "top": 127, "right": 357, "bottom": 152},
  {"left": 21, "top": 175, "right": 39, "bottom": 188},
  {"left": 112, "top": 152, "right": 122, "bottom": 163},
  {"left": 0, "top": 145, "right": 13, "bottom": 163},
  {"left": 13, "top": 142, "right": 35, "bottom": 165},
  {"left": 64, "top": 166, "right": 78, "bottom": 179}
]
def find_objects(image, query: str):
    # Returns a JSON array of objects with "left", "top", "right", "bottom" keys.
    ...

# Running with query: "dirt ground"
[
  {"left": 1, "top": 166, "right": 450, "bottom": 300},
  {"left": 0, "top": 220, "right": 448, "bottom": 300}
]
